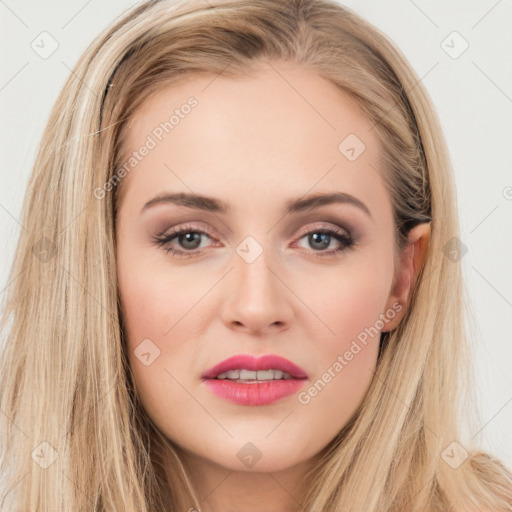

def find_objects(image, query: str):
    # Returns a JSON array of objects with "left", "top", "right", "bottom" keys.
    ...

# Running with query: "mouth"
[{"left": 201, "top": 354, "right": 308, "bottom": 405}]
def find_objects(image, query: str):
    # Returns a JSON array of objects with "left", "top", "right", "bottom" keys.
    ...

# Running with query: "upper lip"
[{"left": 201, "top": 354, "right": 308, "bottom": 380}]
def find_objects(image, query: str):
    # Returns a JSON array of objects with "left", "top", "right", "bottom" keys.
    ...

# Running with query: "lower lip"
[{"left": 203, "top": 378, "right": 307, "bottom": 405}]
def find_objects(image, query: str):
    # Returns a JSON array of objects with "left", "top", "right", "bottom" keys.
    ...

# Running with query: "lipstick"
[{"left": 201, "top": 353, "right": 308, "bottom": 406}]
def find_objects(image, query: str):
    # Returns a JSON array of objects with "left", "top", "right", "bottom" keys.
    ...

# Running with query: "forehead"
[{"left": 117, "top": 61, "right": 387, "bottom": 217}]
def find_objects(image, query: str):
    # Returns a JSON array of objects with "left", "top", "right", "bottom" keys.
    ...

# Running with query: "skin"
[{"left": 115, "top": 60, "right": 430, "bottom": 512}]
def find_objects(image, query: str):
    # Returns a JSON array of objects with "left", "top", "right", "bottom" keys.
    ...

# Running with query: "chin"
[{"left": 201, "top": 440, "right": 309, "bottom": 474}]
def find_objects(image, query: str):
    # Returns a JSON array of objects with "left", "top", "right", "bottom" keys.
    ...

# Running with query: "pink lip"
[
  {"left": 201, "top": 354, "right": 308, "bottom": 406},
  {"left": 203, "top": 379, "right": 306, "bottom": 406},
  {"left": 201, "top": 354, "right": 308, "bottom": 380}
]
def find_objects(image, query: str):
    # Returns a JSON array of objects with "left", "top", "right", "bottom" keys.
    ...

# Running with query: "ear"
[{"left": 382, "top": 222, "right": 431, "bottom": 332}]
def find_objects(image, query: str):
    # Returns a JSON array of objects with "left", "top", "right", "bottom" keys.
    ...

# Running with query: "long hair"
[{"left": 1, "top": 0, "right": 511, "bottom": 510}]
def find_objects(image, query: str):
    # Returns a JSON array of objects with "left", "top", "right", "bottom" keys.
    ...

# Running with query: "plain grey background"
[{"left": 1, "top": 0, "right": 511, "bottom": 469}]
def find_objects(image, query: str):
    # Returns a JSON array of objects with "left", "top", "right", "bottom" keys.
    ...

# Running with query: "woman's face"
[{"left": 116, "top": 61, "right": 419, "bottom": 477}]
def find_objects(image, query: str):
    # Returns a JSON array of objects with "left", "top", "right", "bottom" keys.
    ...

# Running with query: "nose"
[{"left": 220, "top": 244, "right": 294, "bottom": 336}]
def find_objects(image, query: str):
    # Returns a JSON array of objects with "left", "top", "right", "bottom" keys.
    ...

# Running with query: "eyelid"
[
  {"left": 294, "top": 221, "right": 351, "bottom": 238},
  {"left": 155, "top": 221, "right": 216, "bottom": 240},
  {"left": 155, "top": 219, "right": 353, "bottom": 243}
]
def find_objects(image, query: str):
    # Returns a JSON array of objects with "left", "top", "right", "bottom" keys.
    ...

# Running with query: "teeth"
[{"left": 216, "top": 369, "right": 293, "bottom": 381}]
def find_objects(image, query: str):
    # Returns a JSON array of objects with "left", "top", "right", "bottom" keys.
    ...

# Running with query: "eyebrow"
[{"left": 140, "top": 191, "right": 372, "bottom": 219}]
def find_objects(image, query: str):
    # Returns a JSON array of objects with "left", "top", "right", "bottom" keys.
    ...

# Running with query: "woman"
[{"left": 1, "top": 0, "right": 511, "bottom": 510}]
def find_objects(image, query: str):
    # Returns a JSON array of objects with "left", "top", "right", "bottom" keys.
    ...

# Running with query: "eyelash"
[{"left": 152, "top": 222, "right": 357, "bottom": 259}]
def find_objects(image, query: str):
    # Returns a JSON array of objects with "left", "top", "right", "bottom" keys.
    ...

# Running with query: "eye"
[
  {"left": 152, "top": 223, "right": 216, "bottom": 257},
  {"left": 152, "top": 221, "right": 357, "bottom": 258},
  {"left": 293, "top": 222, "right": 356, "bottom": 258}
]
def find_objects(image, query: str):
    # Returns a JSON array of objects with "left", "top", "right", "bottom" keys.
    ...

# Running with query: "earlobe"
[{"left": 382, "top": 222, "right": 431, "bottom": 332}]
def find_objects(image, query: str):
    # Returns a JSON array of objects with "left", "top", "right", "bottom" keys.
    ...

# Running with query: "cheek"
[
  {"left": 117, "top": 247, "right": 206, "bottom": 343},
  {"left": 306, "top": 259, "right": 392, "bottom": 345},
  {"left": 116, "top": 242, "right": 218, "bottom": 397},
  {"left": 296, "top": 264, "right": 390, "bottom": 418},
  {"left": 117, "top": 264, "right": 197, "bottom": 427},
  {"left": 119, "top": 271, "right": 173, "bottom": 341}
]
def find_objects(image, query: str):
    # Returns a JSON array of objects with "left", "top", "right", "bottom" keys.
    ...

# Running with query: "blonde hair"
[{"left": 1, "top": 0, "right": 511, "bottom": 510}]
